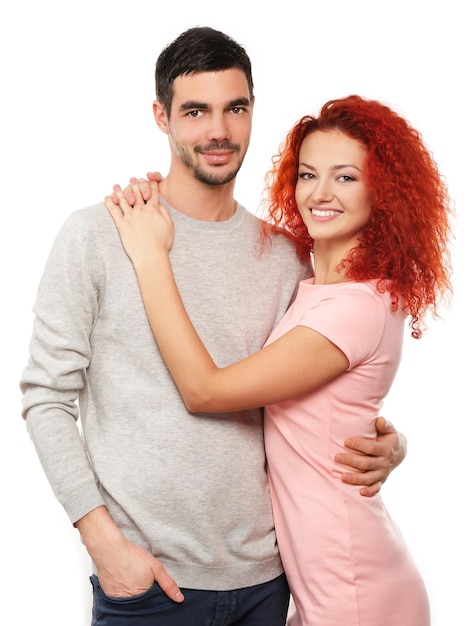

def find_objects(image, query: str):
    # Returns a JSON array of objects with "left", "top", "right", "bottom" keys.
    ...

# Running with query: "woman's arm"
[
  {"left": 106, "top": 181, "right": 405, "bottom": 494},
  {"left": 105, "top": 183, "right": 349, "bottom": 413}
]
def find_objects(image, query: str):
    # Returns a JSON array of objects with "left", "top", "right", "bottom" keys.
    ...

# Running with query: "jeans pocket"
[{"left": 90, "top": 574, "right": 175, "bottom": 624}]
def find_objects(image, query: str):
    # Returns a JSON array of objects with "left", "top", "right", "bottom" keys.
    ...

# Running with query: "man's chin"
[{"left": 193, "top": 167, "right": 240, "bottom": 186}]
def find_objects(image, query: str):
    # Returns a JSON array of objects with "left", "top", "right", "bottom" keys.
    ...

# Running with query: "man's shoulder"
[
  {"left": 58, "top": 202, "right": 115, "bottom": 237},
  {"left": 237, "top": 207, "right": 312, "bottom": 277},
  {"left": 46, "top": 203, "right": 119, "bottom": 261},
  {"left": 238, "top": 206, "right": 294, "bottom": 248},
  {"left": 67, "top": 201, "right": 110, "bottom": 224}
]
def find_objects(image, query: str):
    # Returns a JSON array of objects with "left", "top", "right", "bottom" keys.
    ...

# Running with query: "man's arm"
[
  {"left": 21, "top": 211, "right": 183, "bottom": 602},
  {"left": 335, "top": 417, "right": 407, "bottom": 496},
  {"left": 21, "top": 212, "right": 104, "bottom": 521}
]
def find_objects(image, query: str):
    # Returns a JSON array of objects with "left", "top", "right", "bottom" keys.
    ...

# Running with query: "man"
[{"left": 21, "top": 27, "right": 405, "bottom": 625}]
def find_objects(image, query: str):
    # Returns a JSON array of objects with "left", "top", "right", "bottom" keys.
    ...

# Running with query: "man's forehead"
[{"left": 172, "top": 69, "right": 250, "bottom": 105}]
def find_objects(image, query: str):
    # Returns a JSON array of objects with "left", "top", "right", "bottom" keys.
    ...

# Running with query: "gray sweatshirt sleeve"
[{"left": 21, "top": 211, "right": 105, "bottom": 523}]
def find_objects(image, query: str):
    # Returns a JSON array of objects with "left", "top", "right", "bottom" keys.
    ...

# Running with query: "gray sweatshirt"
[{"left": 21, "top": 201, "right": 311, "bottom": 590}]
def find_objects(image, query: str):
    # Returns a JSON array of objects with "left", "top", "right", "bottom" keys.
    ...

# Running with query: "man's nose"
[{"left": 207, "top": 113, "right": 230, "bottom": 142}]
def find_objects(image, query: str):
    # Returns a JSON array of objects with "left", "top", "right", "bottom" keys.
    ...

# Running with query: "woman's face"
[{"left": 295, "top": 129, "right": 372, "bottom": 248}]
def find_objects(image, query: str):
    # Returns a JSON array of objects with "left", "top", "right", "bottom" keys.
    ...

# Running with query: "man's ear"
[{"left": 153, "top": 100, "right": 169, "bottom": 135}]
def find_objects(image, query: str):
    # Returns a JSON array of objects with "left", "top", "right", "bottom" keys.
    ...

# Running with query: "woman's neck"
[{"left": 312, "top": 242, "right": 355, "bottom": 285}]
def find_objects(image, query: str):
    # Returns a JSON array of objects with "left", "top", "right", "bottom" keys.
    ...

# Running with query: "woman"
[{"left": 106, "top": 95, "right": 452, "bottom": 625}]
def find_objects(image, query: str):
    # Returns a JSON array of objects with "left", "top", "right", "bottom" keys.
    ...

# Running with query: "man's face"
[{"left": 157, "top": 69, "right": 254, "bottom": 186}]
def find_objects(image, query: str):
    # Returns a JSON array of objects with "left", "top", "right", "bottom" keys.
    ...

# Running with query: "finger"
[
  {"left": 145, "top": 181, "right": 160, "bottom": 209},
  {"left": 340, "top": 467, "right": 381, "bottom": 485},
  {"left": 110, "top": 192, "right": 121, "bottom": 206},
  {"left": 134, "top": 177, "right": 155, "bottom": 202},
  {"left": 335, "top": 452, "right": 372, "bottom": 472},
  {"left": 335, "top": 451, "right": 379, "bottom": 472},
  {"left": 342, "top": 436, "right": 380, "bottom": 456},
  {"left": 147, "top": 171, "right": 164, "bottom": 183},
  {"left": 126, "top": 176, "right": 152, "bottom": 204},
  {"left": 375, "top": 416, "right": 396, "bottom": 434},
  {"left": 129, "top": 177, "right": 145, "bottom": 207},
  {"left": 105, "top": 195, "right": 124, "bottom": 221},
  {"left": 335, "top": 442, "right": 394, "bottom": 472},
  {"left": 111, "top": 184, "right": 133, "bottom": 216},
  {"left": 151, "top": 561, "right": 184, "bottom": 603},
  {"left": 340, "top": 467, "right": 385, "bottom": 496},
  {"left": 122, "top": 182, "right": 137, "bottom": 206},
  {"left": 138, "top": 177, "right": 154, "bottom": 202},
  {"left": 358, "top": 483, "right": 381, "bottom": 497}
]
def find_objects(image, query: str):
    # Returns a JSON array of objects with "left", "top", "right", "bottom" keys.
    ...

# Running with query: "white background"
[{"left": 1, "top": 1, "right": 466, "bottom": 624}]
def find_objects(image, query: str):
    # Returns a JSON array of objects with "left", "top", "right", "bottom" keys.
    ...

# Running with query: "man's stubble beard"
[
  {"left": 192, "top": 166, "right": 240, "bottom": 186},
  {"left": 172, "top": 137, "right": 246, "bottom": 186}
]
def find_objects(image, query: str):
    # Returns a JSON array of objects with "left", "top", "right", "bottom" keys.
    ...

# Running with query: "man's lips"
[
  {"left": 199, "top": 151, "right": 235, "bottom": 165},
  {"left": 195, "top": 142, "right": 240, "bottom": 166}
]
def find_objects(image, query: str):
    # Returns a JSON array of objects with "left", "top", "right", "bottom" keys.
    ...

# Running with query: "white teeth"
[{"left": 311, "top": 209, "right": 340, "bottom": 217}]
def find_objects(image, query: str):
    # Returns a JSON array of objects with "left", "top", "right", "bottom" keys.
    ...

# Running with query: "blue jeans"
[{"left": 90, "top": 573, "right": 290, "bottom": 625}]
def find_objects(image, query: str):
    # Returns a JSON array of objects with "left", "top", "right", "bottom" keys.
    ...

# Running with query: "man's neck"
[{"left": 159, "top": 172, "right": 238, "bottom": 222}]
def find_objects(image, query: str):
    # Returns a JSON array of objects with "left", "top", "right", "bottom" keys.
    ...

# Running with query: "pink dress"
[{"left": 264, "top": 279, "right": 430, "bottom": 626}]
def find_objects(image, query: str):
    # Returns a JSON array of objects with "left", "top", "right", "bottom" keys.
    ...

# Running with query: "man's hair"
[{"left": 155, "top": 26, "right": 254, "bottom": 115}]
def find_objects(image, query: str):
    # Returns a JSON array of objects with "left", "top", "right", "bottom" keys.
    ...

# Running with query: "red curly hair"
[{"left": 264, "top": 95, "right": 453, "bottom": 338}]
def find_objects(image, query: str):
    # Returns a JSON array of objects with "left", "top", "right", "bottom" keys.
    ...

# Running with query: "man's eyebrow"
[
  {"left": 228, "top": 97, "right": 251, "bottom": 108},
  {"left": 179, "top": 97, "right": 251, "bottom": 112},
  {"left": 179, "top": 101, "right": 210, "bottom": 111}
]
